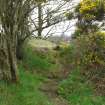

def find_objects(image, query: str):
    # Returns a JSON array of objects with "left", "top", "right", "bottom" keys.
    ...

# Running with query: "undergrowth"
[
  {"left": 58, "top": 68, "right": 105, "bottom": 105},
  {"left": 23, "top": 46, "right": 58, "bottom": 72},
  {"left": 0, "top": 64, "right": 53, "bottom": 105}
]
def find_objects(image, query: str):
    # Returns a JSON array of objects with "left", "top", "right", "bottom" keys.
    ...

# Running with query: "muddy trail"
[
  {"left": 39, "top": 68, "right": 70, "bottom": 105},
  {"left": 40, "top": 79, "right": 69, "bottom": 105},
  {"left": 38, "top": 49, "right": 70, "bottom": 105}
]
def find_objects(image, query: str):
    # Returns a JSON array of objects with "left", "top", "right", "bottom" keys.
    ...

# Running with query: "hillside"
[{"left": 28, "top": 39, "right": 57, "bottom": 49}]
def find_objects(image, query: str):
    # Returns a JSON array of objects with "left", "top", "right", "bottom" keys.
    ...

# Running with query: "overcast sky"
[
  {"left": 32, "top": 0, "right": 80, "bottom": 37},
  {"left": 49, "top": 0, "right": 80, "bottom": 36}
]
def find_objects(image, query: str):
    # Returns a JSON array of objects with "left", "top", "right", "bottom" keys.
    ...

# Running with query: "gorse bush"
[
  {"left": 76, "top": 32, "right": 105, "bottom": 79},
  {"left": 58, "top": 32, "right": 105, "bottom": 104},
  {"left": 60, "top": 31, "right": 105, "bottom": 95},
  {"left": 78, "top": 0, "right": 105, "bottom": 21}
]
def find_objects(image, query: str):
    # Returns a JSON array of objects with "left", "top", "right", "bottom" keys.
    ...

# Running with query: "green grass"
[
  {"left": 23, "top": 46, "right": 57, "bottom": 71},
  {"left": 0, "top": 43, "right": 58, "bottom": 105},
  {"left": 58, "top": 68, "right": 105, "bottom": 105},
  {"left": 0, "top": 64, "right": 53, "bottom": 105}
]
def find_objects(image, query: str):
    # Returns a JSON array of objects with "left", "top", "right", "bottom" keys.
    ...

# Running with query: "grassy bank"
[
  {"left": 58, "top": 68, "right": 105, "bottom": 105},
  {"left": 1, "top": 39, "right": 105, "bottom": 105},
  {"left": 0, "top": 43, "right": 57, "bottom": 105},
  {"left": 23, "top": 43, "right": 59, "bottom": 72},
  {"left": 0, "top": 64, "right": 53, "bottom": 105}
]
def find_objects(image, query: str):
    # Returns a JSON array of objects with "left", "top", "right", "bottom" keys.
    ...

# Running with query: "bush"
[
  {"left": 60, "top": 32, "right": 105, "bottom": 95},
  {"left": 61, "top": 32, "right": 105, "bottom": 78},
  {"left": 76, "top": 32, "right": 105, "bottom": 80}
]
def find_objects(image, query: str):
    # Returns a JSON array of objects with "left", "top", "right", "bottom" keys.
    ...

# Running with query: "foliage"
[
  {"left": 72, "top": 28, "right": 83, "bottom": 39},
  {"left": 65, "top": 12, "right": 74, "bottom": 20},
  {"left": 58, "top": 68, "right": 105, "bottom": 105},
  {"left": 76, "top": 32, "right": 105, "bottom": 79},
  {"left": 62, "top": 31, "right": 105, "bottom": 78},
  {"left": 60, "top": 31, "right": 105, "bottom": 95},
  {"left": 78, "top": 0, "right": 105, "bottom": 21},
  {"left": 73, "top": 0, "right": 105, "bottom": 37},
  {"left": 59, "top": 43, "right": 78, "bottom": 68}
]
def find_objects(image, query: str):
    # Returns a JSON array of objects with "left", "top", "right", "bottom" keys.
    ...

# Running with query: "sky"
[
  {"left": 32, "top": 0, "right": 80, "bottom": 37},
  {"left": 44, "top": 0, "right": 80, "bottom": 37}
]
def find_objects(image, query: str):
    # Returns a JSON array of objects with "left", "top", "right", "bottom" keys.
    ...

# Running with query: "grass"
[
  {"left": 23, "top": 46, "right": 58, "bottom": 71},
  {"left": 58, "top": 68, "right": 105, "bottom": 105},
  {"left": 0, "top": 42, "right": 58, "bottom": 105},
  {"left": 28, "top": 39, "right": 56, "bottom": 49},
  {"left": 2, "top": 40, "right": 105, "bottom": 105},
  {"left": 0, "top": 64, "right": 53, "bottom": 105}
]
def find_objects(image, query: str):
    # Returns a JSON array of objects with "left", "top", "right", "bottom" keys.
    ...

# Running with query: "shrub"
[
  {"left": 60, "top": 32, "right": 105, "bottom": 95},
  {"left": 76, "top": 32, "right": 105, "bottom": 79}
]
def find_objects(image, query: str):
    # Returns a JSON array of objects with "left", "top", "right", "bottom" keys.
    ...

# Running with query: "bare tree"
[
  {"left": 0, "top": 0, "right": 38, "bottom": 82},
  {"left": 16, "top": 0, "right": 75, "bottom": 59},
  {"left": 30, "top": 0, "right": 75, "bottom": 38}
]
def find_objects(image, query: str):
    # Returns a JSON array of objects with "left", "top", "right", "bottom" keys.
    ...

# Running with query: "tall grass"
[
  {"left": 23, "top": 46, "right": 57, "bottom": 71},
  {"left": 58, "top": 68, "right": 105, "bottom": 105},
  {"left": 0, "top": 64, "right": 53, "bottom": 105}
]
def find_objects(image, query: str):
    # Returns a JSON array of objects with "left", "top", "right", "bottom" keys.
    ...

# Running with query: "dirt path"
[{"left": 40, "top": 78, "right": 69, "bottom": 105}]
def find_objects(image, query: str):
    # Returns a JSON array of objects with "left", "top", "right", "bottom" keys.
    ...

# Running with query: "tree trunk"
[
  {"left": 38, "top": 3, "right": 43, "bottom": 38},
  {"left": 16, "top": 40, "right": 24, "bottom": 60},
  {"left": 0, "top": 33, "right": 10, "bottom": 80},
  {"left": 0, "top": 34, "right": 18, "bottom": 82},
  {"left": 7, "top": 40, "right": 18, "bottom": 82},
  {"left": 0, "top": 45, "right": 11, "bottom": 80}
]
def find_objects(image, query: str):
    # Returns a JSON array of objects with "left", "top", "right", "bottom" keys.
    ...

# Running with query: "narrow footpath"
[{"left": 40, "top": 67, "right": 70, "bottom": 105}]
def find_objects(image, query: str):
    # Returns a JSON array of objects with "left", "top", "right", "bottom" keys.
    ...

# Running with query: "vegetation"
[
  {"left": 73, "top": 0, "right": 105, "bottom": 38},
  {"left": 28, "top": 39, "right": 56, "bottom": 49},
  {"left": 23, "top": 45, "right": 57, "bottom": 71},
  {"left": 59, "top": 31, "right": 105, "bottom": 94},
  {"left": 1, "top": 0, "right": 105, "bottom": 105},
  {"left": 0, "top": 64, "right": 53, "bottom": 105},
  {"left": 0, "top": 42, "right": 57, "bottom": 105},
  {"left": 58, "top": 68, "right": 105, "bottom": 105},
  {"left": 79, "top": 0, "right": 105, "bottom": 21}
]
